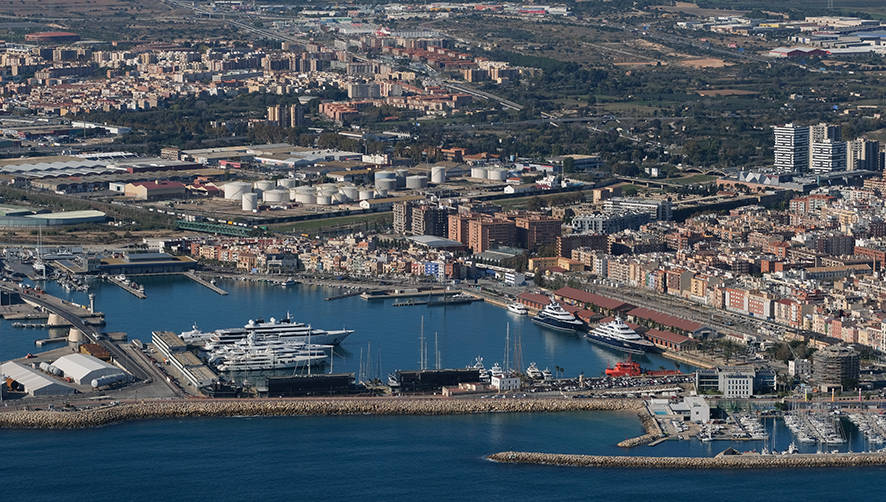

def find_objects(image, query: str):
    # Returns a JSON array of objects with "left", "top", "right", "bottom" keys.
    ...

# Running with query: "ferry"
[
  {"left": 531, "top": 301, "right": 585, "bottom": 333},
  {"left": 585, "top": 317, "right": 655, "bottom": 354},
  {"left": 507, "top": 302, "right": 528, "bottom": 315}
]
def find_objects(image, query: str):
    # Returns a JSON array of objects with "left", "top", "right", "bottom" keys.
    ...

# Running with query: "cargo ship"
[{"left": 604, "top": 356, "right": 682, "bottom": 377}]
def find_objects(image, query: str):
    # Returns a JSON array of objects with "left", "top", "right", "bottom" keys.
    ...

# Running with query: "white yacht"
[
  {"left": 199, "top": 315, "right": 353, "bottom": 350},
  {"left": 531, "top": 301, "right": 585, "bottom": 333},
  {"left": 526, "top": 362, "right": 544, "bottom": 379},
  {"left": 468, "top": 356, "right": 491, "bottom": 383},
  {"left": 585, "top": 317, "right": 655, "bottom": 354},
  {"left": 507, "top": 302, "right": 528, "bottom": 315}
]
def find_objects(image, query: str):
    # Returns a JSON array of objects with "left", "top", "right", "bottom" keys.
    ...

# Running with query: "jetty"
[
  {"left": 0, "top": 397, "right": 643, "bottom": 429},
  {"left": 487, "top": 451, "right": 886, "bottom": 469},
  {"left": 183, "top": 272, "right": 228, "bottom": 295},
  {"left": 107, "top": 275, "right": 147, "bottom": 299},
  {"left": 360, "top": 289, "right": 458, "bottom": 301},
  {"left": 325, "top": 290, "right": 366, "bottom": 301}
]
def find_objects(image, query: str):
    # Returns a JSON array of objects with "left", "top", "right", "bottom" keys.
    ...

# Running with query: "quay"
[
  {"left": 106, "top": 276, "right": 147, "bottom": 299},
  {"left": 183, "top": 271, "right": 228, "bottom": 295},
  {"left": 361, "top": 289, "right": 458, "bottom": 301},
  {"left": 394, "top": 299, "right": 429, "bottom": 307},
  {"left": 34, "top": 337, "right": 67, "bottom": 347},
  {"left": 325, "top": 289, "right": 366, "bottom": 301},
  {"left": 487, "top": 451, "right": 886, "bottom": 469}
]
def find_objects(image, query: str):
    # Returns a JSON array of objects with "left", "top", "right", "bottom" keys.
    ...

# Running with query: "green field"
[{"left": 269, "top": 212, "right": 393, "bottom": 235}]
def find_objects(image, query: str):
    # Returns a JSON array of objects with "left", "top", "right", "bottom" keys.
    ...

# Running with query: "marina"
[
  {"left": 183, "top": 271, "right": 229, "bottom": 295},
  {"left": 105, "top": 275, "right": 146, "bottom": 299}
]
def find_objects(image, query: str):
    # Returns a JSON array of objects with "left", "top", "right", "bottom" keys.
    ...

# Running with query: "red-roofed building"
[
  {"left": 517, "top": 292, "right": 549, "bottom": 310},
  {"left": 124, "top": 181, "right": 186, "bottom": 200},
  {"left": 644, "top": 328, "right": 695, "bottom": 352},
  {"left": 627, "top": 307, "right": 714, "bottom": 338},
  {"left": 25, "top": 31, "right": 80, "bottom": 44},
  {"left": 553, "top": 287, "right": 633, "bottom": 315}
]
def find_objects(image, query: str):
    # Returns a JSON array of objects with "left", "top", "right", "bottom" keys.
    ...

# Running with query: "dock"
[
  {"left": 35, "top": 337, "right": 68, "bottom": 347},
  {"left": 107, "top": 276, "right": 147, "bottom": 299},
  {"left": 393, "top": 299, "right": 429, "bottom": 307},
  {"left": 361, "top": 289, "right": 458, "bottom": 301},
  {"left": 325, "top": 290, "right": 366, "bottom": 301},
  {"left": 183, "top": 272, "right": 228, "bottom": 295}
]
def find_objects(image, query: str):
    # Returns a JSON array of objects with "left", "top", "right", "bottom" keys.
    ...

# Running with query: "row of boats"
[
  {"left": 467, "top": 356, "right": 553, "bottom": 383},
  {"left": 508, "top": 300, "right": 655, "bottom": 354},
  {"left": 179, "top": 315, "right": 353, "bottom": 372},
  {"left": 783, "top": 412, "right": 846, "bottom": 445}
]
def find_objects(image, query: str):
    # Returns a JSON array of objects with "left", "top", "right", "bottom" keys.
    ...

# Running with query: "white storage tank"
[
  {"left": 263, "top": 189, "right": 290, "bottom": 203},
  {"left": 359, "top": 189, "right": 374, "bottom": 201},
  {"left": 318, "top": 184, "right": 338, "bottom": 196},
  {"left": 242, "top": 192, "right": 258, "bottom": 211},
  {"left": 376, "top": 178, "right": 397, "bottom": 192},
  {"left": 374, "top": 171, "right": 396, "bottom": 183},
  {"left": 277, "top": 178, "right": 298, "bottom": 188},
  {"left": 316, "top": 194, "right": 332, "bottom": 205},
  {"left": 294, "top": 192, "right": 316, "bottom": 204},
  {"left": 254, "top": 179, "right": 276, "bottom": 191},
  {"left": 487, "top": 168, "right": 508, "bottom": 181},
  {"left": 395, "top": 169, "right": 409, "bottom": 188},
  {"left": 405, "top": 175, "right": 428, "bottom": 189},
  {"left": 223, "top": 182, "right": 252, "bottom": 201},
  {"left": 340, "top": 186, "right": 359, "bottom": 200},
  {"left": 471, "top": 167, "right": 487, "bottom": 179},
  {"left": 431, "top": 166, "right": 446, "bottom": 184},
  {"left": 332, "top": 192, "right": 347, "bottom": 203}
]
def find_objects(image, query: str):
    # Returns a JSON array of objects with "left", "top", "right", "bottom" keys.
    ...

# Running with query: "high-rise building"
[
  {"left": 393, "top": 201, "right": 414, "bottom": 234},
  {"left": 774, "top": 123, "right": 809, "bottom": 171},
  {"left": 267, "top": 105, "right": 282, "bottom": 126},
  {"left": 467, "top": 218, "right": 516, "bottom": 253},
  {"left": 289, "top": 104, "right": 305, "bottom": 128},
  {"left": 514, "top": 215, "right": 562, "bottom": 250},
  {"left": 411, "top": 205, "right": 449, "bottom": 237},
  {"left": 846, "top": 138, "right": 881, "bottom": 171},
  {"left": 448, "top": 213, "right": 471, "bottom": 245},
  {"left": 813, "top": 344, "right": 859, "bottom": 389},
  {"left": 810, "top": 138, "right": 847, "bottom": 173}
]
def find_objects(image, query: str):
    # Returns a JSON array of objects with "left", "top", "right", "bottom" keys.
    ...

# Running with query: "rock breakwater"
[
  {"left": 488, "top": 451, "right": 886, "bottom": 469},
  {"left": 0, "top": 397, "right": 643, "bottom": 429}
]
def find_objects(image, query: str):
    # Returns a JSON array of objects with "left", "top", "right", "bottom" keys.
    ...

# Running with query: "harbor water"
[
  {"left": 1, "top": 276, "right": 688, "bottom": 378},
  {"left": 1, "top": 412, "right": 885, "bottom": 501}
]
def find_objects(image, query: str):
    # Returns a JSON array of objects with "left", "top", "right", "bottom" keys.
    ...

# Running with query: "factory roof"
[
  {"left": 24, "top": 210, "right": 107, "bottom": 220},
  {"left": 0, "top": 361, "right": 75, "bottom": 396},
  {"left": 407, "top": 235, "right": 465, "bottom": 249},
  {"left": 52, "top": 353, "right": 125, "bottom": 384}
]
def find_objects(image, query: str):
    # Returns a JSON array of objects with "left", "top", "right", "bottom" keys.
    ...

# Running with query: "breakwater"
[
  {"left": 487, "top": 451, "right": 886, "bottom": 469},
  {"left": 617, "top": 410, "right": 664, "bottom": 448},
  {"left": 0, "top": 397, "right": 643, "bottom": 429}
]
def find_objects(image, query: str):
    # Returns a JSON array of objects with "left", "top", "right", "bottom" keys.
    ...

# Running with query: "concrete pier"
[
  {"left": 107, "top": 276, "right": 147, "bottom": 299},
  {"left": 183, "top": 272, "right": 228, "bottom": 295},
  {"left": 487, "top": 451, "right": 886, "bottom": 469}
]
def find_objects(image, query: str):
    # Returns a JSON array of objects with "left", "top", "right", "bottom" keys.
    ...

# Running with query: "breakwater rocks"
[
  {"left": 0, "top": 397, "right": 643, "bottom": 429},
  {"left": 617, "top": 412, "right": 664, "bottom": 448},
  {"left": 488, "top": 451, "right": 886, "bottom": 469}
]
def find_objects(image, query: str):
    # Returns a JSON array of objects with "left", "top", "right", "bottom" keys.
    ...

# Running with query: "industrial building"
[
  {"left": 0, "top": 361, "right": 76, "bottom": 396},
  {"left": 0, "top": 204, "right": 107, "bottom": 228},
  {"left": 52, "top": 353, "right": 127, "bottom": 385},
  {"left": 264, "top": 373, "right": 356, "bottom": 397},
  {"left": 152, "top": 331, "right": 217, "bottom": 388}
]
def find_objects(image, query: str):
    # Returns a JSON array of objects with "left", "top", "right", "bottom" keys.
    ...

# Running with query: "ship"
[
  {"left": 198, "top": 315, "right": 353, "bottom": 350},
  {"left": 507, "top": 302, "right": 528, "bottom": 315},
  {"left": 585, "top": 317, "right": 655, "bottom": 354},
  {"left": 208, "top": 332, "right": 332, "bottom": 371},
  {"left": 604, "top": 355, "right": 682, "bottom": 377},
  {"left": 531, "top": 300, "right": 585, "bottom": 333},
  {"left": 526, "top": 362, "right": 544, "bottom": 379}
]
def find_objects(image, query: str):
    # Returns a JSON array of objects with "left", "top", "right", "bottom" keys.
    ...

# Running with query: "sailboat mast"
[
  {"left": 434, "top": 332, "right": 440, "bottom": 370},
  {"left": 504, "top": 323, "right": 510, "bottom": 372}
]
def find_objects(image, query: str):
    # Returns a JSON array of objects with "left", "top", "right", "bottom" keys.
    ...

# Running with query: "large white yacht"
[
  {"left": 585, "top": 317, "right": 655, "bottom": 354},
  {"left": 531, "top": 301, "right": 585, "bottom": 333},
  {"left": 197, "top": 315, "right": 353, "bottom": 350}
]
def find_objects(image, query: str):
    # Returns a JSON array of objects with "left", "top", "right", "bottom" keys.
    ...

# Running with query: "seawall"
[
  {"left": 487, "top": 451, "right": 886, "bottom": 469},
  {"left": 0, "top": 397, "right": 643, "bottom": 429}
]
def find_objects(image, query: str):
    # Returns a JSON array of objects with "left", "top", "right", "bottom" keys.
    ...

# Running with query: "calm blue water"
[
  {"left": 0, "top": 413, "right": 882, "bottom": 502},
  {"left": 1, "top": 276, "right": 688, "bottom": 378},
  {"left": 3, "top": 278, "right": 885, "bottom": 499}
]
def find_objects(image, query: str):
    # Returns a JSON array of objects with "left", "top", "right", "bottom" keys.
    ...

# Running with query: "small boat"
[
  {"left": 280, "top": 278, "right": 296, "bottom": 288},
  {"left": 507, "top": 302, "right": 528, "bottom": 315}
]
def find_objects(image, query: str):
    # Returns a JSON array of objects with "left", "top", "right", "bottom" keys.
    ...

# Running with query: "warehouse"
[
  {"left": 52, "top": 353, "right": 126, "bottom": 385},
  {"left": 0, "top": 361, "right": 76, "bottom": 396}
]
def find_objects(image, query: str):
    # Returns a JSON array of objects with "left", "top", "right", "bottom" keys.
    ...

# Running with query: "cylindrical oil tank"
[
  {"left": 359, "top": 189, "right": 374, "bottom": 201},
  {"left": 263, "top": 189, "right": 290, "bottom": 203},
  {"left": 277, "top": 178, "right": 298, "bottom": 188},
  {"left": 405, "top": 175, "right": 428, "bottom": 189},
  {"left": 486, "top": 168, "right": 508, "bottom": 181},
  {"left": 395, "top": 169, "right": 409, "bottom": 188},
  {"left": 332, "top": 192, "right": 346, "bottom": 203},
  {"left": 242, "top": 192, "right": 258, "bottom": 211},
  {"left": 316, "top": 194, "right": 332, "bottom": 205},
  {"left": 294, "top": 192, "right": 316, "bottom": 204},
  {"left": 376, "top": 178, "right": 397, "bottom": 192},
  {"left": 374, "top": 171, "right": 396, "bottom": 183},
  {"left": 431, "top": 166, "right": 446, "bottom": 184},
  {"left": 223, "top": 182, "right": 252, "bottom": 200},
  {"left": 471, "top": 167, "right": 487, "bottom": 179},
  {"left": 318, "top": 184, "right": 338, "bottom": 196},
  {"left": 340, "top": 186, "right": 359, "bottom": 200},
  {"left": 254, "top": 179, "right": 275, "bottom": 191}
]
